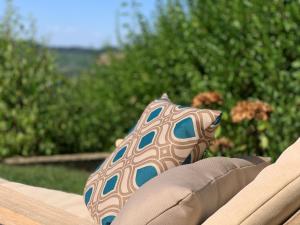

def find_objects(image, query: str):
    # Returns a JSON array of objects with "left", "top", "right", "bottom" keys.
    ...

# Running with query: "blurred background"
[{"left": 0, "top": 0, "right": 299, "bottom": 193}]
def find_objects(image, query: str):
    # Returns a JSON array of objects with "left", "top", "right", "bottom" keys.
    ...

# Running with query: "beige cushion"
[
  {"left": 0, "top": 180, "right": 92, "bottom": 222},
  {"left": 0, "top": 185, "right": 94, "bottom": 225},
  {"left": 112, "top": 156, "right": 269, "bottom": 225},
  {"left": 203, "top": 138, "right": 300, "bottom": 225}
]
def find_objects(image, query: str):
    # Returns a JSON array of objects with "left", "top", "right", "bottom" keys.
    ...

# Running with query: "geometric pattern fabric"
[{"left": 84, "top": 94, "right": 221, "bottom": 225}]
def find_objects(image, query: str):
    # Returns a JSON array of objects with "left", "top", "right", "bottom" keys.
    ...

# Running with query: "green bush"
[
  {"left": 88, "top": 0, "right": 300, "bottom": 158},
  {"left": 0, "top": 1, "right": 68, "bottom": 156},
  {"left": 0, "top": 1, "right": 117, "bottom": 156},
  {"left": 0, "top": 0, "right": 299, "bottom": 159},
  {"left": 50, "top": 71, "right": 128, "bottom": 153}
]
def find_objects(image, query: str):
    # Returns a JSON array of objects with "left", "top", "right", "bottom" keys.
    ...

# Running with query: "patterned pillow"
[{"left": 84, "top": 94, "right": 221, "bottom": 225}]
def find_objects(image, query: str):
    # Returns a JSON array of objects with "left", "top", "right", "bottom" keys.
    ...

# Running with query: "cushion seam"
[
  {"left": 240, "top": 172, "right": 300, "bottom": 224},
  {"left": 145, "top": 160, "right": 267, "bottom": 225},
  {"left": 146, "top": 192, "right": 193, "bottom": 225},
  {"left": 193, "top": 160, "right": 268, "bottom": 197}
]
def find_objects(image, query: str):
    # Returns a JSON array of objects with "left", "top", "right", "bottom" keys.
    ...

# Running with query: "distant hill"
[{"left": 49, "top": 46, "right": 119, "bottom": 76}]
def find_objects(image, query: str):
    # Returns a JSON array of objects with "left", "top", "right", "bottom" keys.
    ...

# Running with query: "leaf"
[
  {"left": 292, "top": 60, "right": 300, "bottom": 69},
  {"left": 259, "top": 135, "right": 269, "bottom": 149}
]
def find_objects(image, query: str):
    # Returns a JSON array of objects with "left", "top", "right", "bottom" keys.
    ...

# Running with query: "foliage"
[
  {"left": 88, "top": 0, "right": 300, "bottom": 159},
  {"left": 49, "top": 72, "right": 127, "bottom": 153},
  {"left": 0, "top": 0, "right": 68, "bottom": 156},
  {"left": 0, "top": 1, "right": 121, "bottom": 156},
  {"left": 0, "top": 0, "right": 299, "bottom": 159}
]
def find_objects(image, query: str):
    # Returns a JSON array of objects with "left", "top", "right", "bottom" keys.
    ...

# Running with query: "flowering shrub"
[
  {"left": 192, "top": 92, "right": 223, "bottom": 108},
  {"left": 94, "top": 0, "right": 300, "bottom": 159},
  {"left": 231, "top": 101, "right": 272, "bottom": 123},
  {"left": 0, "top": 0, "right": 299, "bottom": 159}
]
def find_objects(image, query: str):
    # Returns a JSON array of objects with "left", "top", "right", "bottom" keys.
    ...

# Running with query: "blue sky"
[{"left": 0, "top": 0, "right": 157, "bottom": 48}]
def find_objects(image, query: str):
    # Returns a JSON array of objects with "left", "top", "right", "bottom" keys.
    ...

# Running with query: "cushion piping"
[{"left": 240, "top": 172, "right": 300, "bottom": 224}]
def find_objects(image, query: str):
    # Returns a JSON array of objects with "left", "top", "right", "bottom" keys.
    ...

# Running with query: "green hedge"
[
  {"left": 0, "top": 0, "right": 299, "bottom": 158},
  {"left": 87, "top": 0, "right": 300, "bottom": 158},
  {"left": 0, "top": 2, "right": 69, "bottom": 156}
]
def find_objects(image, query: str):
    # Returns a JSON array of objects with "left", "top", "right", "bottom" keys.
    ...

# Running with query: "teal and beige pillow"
[{"left": 84, "top": 94, "right": 221, "bottom": 225}]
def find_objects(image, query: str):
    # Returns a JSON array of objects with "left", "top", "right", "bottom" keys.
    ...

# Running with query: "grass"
[{"left": 0, "top": 164, "right": 90, "bottom": 194}]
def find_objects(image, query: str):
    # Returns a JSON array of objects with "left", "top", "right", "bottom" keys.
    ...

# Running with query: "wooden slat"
[
  {"left": 0, "top": 186, "right": 95, "bottom": 225},
  {"left": 2, "top": 152, "right": 110, "bottom": 165},
  {"left": 0, "top": 206, "right": 40, "bottom": 225}
]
